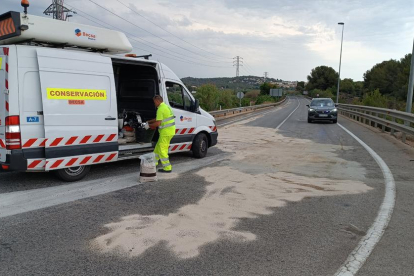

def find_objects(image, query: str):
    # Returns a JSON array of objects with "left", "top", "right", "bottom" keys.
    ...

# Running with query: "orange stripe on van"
[
  {"left": 5, "top": 19, "right": 11, "bottom": 34},
  {"left": 0, "top": 21, "right": 5, "bottom": 36},
  {"left": 0, "top": 18, "right": 14, "bottom": 37}
]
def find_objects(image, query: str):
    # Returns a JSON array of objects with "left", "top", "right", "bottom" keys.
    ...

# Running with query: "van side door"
[
  {"left": 36, "top": 49, "right": 118, "bottom": 171},
  {"left": 165, "top": 81, "right": 197, "bottom": 152}
]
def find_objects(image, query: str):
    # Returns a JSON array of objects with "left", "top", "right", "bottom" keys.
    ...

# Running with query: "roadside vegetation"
[
  {"left": 298, "top": 54, "right": 413, "bottom": 113},
  {"left": 191, "top": 83, "right": 285, "bottom": 111}
]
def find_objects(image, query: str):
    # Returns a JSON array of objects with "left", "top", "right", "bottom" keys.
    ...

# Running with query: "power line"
[
  {"left": 239, "top": 66, "right": 253, "bottom": 76},
  {"left": 129, "top": 43, "right": 232, "bottom": 68},
  {"left": 240, "top": 63, "right": 254, "bottom": 75},
  {"left": 244, "top": 62, "right": 256, "bottom": 75},
  {"left": 76, "top": 1, "right": 232, "bottom": 65},
  {"left": 81, "top": 16, "right": 231, "bottom": 68},
  {"left": 239, "top": 65, "right": 251, "bottom": 76},
  {"left": 88, "top": 0, "right": 231, "bottom": 63},
  {"left": 65, "top": 3, "right": 233, "bottom": 68},
  {"left": 243, "top": 62, "right": 256, "bottom": 75},
  {"left": 116, "top": 0, "right": 233, "bottom": 60}
]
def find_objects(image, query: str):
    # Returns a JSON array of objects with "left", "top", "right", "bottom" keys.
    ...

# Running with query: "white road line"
[
  {"left": 334, "top": 123, "right": 396, "bottom": 276},
  {"left": 305, "top": 96, "right": 395, "bottom": 274},
  {"left": 218, "top": 98, "right": 291, "bottom": 127},
  {"left": 275, "top": 97, "right": 301, "bottom": 130}
]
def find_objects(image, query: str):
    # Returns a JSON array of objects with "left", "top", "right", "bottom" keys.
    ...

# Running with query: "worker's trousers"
[{"left": 154, "top": 135, "right": 174, "bottom": 171}]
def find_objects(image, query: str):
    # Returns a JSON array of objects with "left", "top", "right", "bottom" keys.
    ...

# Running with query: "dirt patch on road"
[{"left": 92, "top": 121, "right": 372, "bottom": 259}]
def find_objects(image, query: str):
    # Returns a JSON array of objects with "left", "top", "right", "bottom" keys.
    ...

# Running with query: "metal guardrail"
[
  {"left": 210, "top": 97, "right": 287, "bottom": 119},
  {"left": 338, "top": 104, "right": 414, "bottom": 143}
]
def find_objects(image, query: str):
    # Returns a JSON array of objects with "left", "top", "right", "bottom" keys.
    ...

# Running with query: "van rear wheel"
[
  {"left": 192, "top": 133, "right": 208, "bottom": 159},
  {"left": 54, "top": 165, "right": 91, "bottom": 182}
]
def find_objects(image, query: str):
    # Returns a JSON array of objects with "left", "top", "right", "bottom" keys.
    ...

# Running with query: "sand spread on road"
[{"left": 92, "top": 119, "right": 372, "bottom": 259}]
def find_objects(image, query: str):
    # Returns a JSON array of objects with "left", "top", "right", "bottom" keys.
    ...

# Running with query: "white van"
[{"left": 0, "top": 11, "right": 218, "bottom": 181}]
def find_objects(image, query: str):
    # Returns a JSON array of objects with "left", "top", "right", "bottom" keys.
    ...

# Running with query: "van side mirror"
[{"left": 192, "top": 99, "right": 200, "bottom": 112}]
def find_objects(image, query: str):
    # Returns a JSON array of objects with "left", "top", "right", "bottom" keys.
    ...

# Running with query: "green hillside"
[{"left": 182, "top": 76, "right": 282, "bottom": 91}]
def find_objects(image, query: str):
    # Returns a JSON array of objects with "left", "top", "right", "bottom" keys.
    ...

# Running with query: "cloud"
[{"left": 0, "top": 0, "right": 412, "bottom": 81}]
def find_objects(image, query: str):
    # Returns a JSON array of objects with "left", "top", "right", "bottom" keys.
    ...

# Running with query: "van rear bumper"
[{"left": 0, "top": 150, "right": 28, "bottom": 171}]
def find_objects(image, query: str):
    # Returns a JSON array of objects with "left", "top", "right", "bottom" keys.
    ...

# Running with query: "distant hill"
[{"left": 182, "top": 76, "right": 282, "bottom": 91}]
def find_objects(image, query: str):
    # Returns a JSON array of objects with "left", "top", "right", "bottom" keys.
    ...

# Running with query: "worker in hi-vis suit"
[{"left": 148, "top": 95, "right": 176, "bottom": 173}]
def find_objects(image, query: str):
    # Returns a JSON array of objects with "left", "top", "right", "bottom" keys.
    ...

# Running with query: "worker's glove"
[{"left": 142, "top": 122, "right": 150, "bottom": 130}]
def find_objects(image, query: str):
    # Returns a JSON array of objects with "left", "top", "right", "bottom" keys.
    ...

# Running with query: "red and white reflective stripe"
[
  {"left": 20, "top": 134, "right": 117, "bottom": 149},
  {"left": 45, "top": 151, "right": 118, "bottom": 171},
  {"left": 22, "top": 138, "right": 47, "bottom": 149},
  {"left": 3, "top": 47, "right": 9, "bottom": 113},
  {"left": 169, "top": 142, "right": 192, "bottom": 153},
  {"left": 175, "top": 128, "right": 195, "bottom": 135},
  {"left": 46, "top": 133, "right": 117, "bottom": 148},
  {"left": 209, "top": 126, "right": 217, "bottom": 132},
  {"left": 27, "top": 159, "right": 46, "bottom": 171},
  {"left": 0, "top": 138, "right": 6, "bottom": 149}
]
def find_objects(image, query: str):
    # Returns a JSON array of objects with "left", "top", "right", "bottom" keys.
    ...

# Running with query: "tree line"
[
  {"left": 188, "top": 83, "right": 284, "bottom": 112},
  {"left": 298, "top": 54, "right": 413, "bottom": 111}
]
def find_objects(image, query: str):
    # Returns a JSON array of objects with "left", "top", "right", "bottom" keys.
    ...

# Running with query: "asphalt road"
[{"left": 1, "top": 96, "right": 413, "bottom": 276}]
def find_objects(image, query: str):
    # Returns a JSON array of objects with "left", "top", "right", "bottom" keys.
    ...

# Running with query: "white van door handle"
[{"left": 105, "top": 117, "right": 116, "bottom": 121}]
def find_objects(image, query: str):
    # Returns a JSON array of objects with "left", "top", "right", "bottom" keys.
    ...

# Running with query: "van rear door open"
[
  {"left": 0, "top": 48, "right": 7, "bottom": 163},
  {"left": 36, "top": 49, "right": 118, "bottom": 171}
]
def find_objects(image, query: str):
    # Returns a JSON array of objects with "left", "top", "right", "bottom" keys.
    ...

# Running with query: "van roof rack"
[
  {"left": 125, "top": 54, "right": 153, "bottom": 60},
  {"left": 15, "top": 39, "right": 109, "bottom": 52},
  {"left": 0, "top": 11, "right": 132, "bottom": 54}
]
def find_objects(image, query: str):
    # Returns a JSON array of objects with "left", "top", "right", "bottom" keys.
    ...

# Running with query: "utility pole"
[
  {"left": 336, "top": 22, "right": 345, "bottom": 104},
  {"left": 44, "top": 0, "right": 75, "bottom": 21},
  {"left": 233, "top": 56, "right": 243, "bottom": 77},
  {"left": 403, "top": 38, "right": 414, "bottom": 143},
  {"left": 406, "top": 38, "right": 414, "bottom": 114},
  {"left": 264, "top": 72, "right": 268, "bottom": 82}
]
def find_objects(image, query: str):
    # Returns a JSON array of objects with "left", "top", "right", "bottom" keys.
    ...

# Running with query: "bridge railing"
[
  {"left": 210, "top": 97, "right": 287, "bottom": 120},
  {"left": 338, "top": 104, "right": 414, "bottom": 143}
]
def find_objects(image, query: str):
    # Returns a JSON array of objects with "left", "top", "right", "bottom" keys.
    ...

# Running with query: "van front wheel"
[
  {"left": 192, "top": 133, "right": 208, "bottom": 159},
  {"left": 54, "top": 166, "right": 91, "bottom": 182}
]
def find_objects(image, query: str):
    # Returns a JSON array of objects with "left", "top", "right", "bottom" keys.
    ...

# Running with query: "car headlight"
[
  {"left": 331, "top": 108, "right": 337, "bottom": 112},
  {"left": 309, "top": 108, "right": 315, "bottom": 112}
]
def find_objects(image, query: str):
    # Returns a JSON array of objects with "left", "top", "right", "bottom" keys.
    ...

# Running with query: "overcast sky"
[{"left": 1, "top": 0, "right": 413, "bottom": 81}]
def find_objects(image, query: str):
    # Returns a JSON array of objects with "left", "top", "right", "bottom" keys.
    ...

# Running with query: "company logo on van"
[
  {"left": 74, "top": 28, "right": 96, "bottom": 40},
  {"left": 180, "top": 116, "right": 192, "bottom": 122},
  {"left": 75, "top": 29, "right": 82, "bottom": 37}
]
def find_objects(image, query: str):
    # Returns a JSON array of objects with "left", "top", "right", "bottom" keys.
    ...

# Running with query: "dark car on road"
[{"left": 307, "top": 98, "right": 338, "bottom": 124}]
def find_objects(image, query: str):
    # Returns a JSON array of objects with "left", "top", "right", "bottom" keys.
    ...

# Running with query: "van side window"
[{"left": 166, "top": 82, "right": 193, "bottom": 111}]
